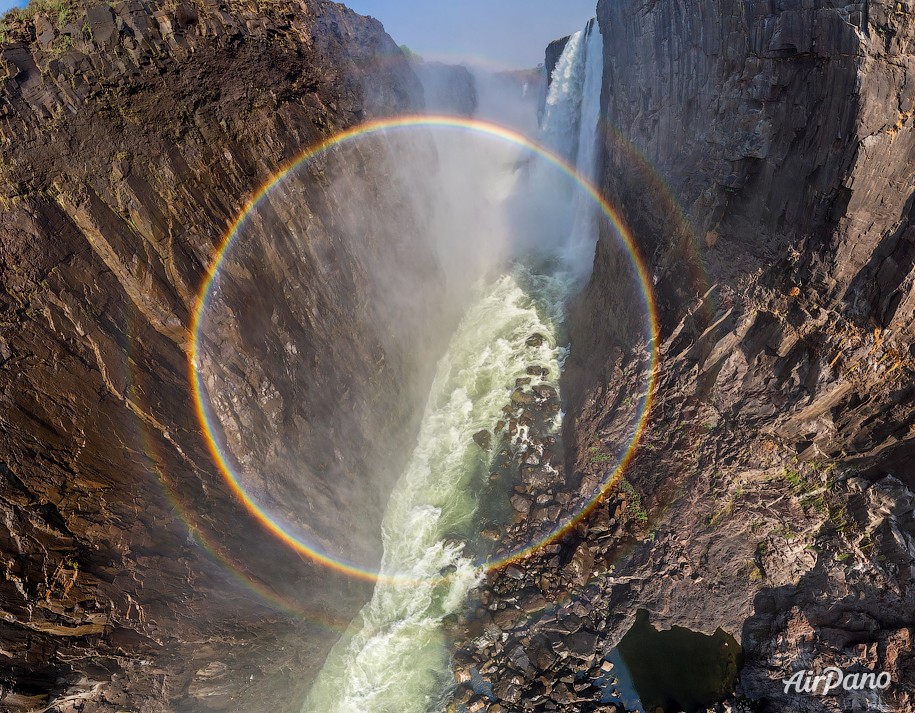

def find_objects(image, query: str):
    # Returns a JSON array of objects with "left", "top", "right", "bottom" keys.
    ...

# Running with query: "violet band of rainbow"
[{"left": 189, "top": 115, "right": 661, "bottom": 585}]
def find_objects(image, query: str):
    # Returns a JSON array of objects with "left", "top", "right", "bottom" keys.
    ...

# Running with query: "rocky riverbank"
[
  {"left": 444, "top": 333, "right": 654, "bottom": 713},
  {"left": 445, "top": 2, "right": 915, "bottom": 712}
]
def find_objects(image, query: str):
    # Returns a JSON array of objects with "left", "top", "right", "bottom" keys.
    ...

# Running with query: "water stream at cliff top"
[{"left": 303, "top": 20, "right": 603, "bottom": 713}]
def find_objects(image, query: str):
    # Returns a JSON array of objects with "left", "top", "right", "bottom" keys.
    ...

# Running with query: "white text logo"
[{"left": 783, "top": 667, "right": 891, "bottom": 696}]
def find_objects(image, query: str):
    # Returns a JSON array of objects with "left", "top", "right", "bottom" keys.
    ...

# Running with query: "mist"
[{"left": 192, "top": 28, "right": 623, "bottom": 712}]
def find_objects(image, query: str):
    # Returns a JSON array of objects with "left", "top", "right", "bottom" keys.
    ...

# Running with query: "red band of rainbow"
[{"left": 189, "top": 115, "right": 661, "bottom": 585}]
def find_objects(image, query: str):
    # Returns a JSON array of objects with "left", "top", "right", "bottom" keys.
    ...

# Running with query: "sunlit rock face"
[
  {"left": 559, "top": 1, "right": 915, "bottom": 711},
  {"left": 0, "top": 1, "right": 448, "bottom": 711}
]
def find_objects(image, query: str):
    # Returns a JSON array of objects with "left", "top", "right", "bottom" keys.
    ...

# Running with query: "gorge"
[{"left": 1, "top": 1, "right": 914, "bottom": 713}]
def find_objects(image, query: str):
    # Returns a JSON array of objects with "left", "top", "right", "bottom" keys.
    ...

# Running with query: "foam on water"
[
  {"left": 303, "top": 267, "right": 569, "bottom": 713},
  {"left": 304, "top": 19, "right": 605, "bottom": 713}
]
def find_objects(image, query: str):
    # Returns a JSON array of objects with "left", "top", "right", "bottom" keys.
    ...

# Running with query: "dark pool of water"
[{"left": 602, "top": 609, "right": 743, "bottom": 713}]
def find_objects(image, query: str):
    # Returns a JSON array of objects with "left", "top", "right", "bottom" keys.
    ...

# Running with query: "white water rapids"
[{"left": 304, "top": 20, "right": 604, "bottom": 713}]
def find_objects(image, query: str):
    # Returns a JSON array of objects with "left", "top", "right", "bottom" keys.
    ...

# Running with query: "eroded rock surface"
[
  {"left": 0, "top": 1, "right": 448, "bottom": 710},
  {"left": 466, "top": 1, "right": 915, "bottom": 712}
]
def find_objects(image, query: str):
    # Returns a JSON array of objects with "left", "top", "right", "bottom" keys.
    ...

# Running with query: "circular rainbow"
[{"left": 189, "top": 115, "right": 661, "bottom": 585}]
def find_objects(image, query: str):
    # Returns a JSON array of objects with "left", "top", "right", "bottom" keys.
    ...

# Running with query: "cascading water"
[
  {"left": 304, "top": 19, "right": 604, "bottom": 713},
  {"left": 567, "top": 19, "right": 605, "bottom": 265},
  {"left": 540, "top": 29, "right": 588, "bottom": 160},
  {"left": 303, "top": 269, "right": 569, "bottom": 713},
  {"left": 520, "top": 20, "right": 605, "bottom": 275}
]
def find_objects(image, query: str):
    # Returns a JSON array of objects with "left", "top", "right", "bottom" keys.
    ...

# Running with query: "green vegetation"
[
  {"left": 773, "top": 522, "right": 797, "bottom": 541},
  {"left": 829, "top": 505, "right": 852, "bottom": 536},
  {"left": 1, "top": 0, "right": 80, "bottom": 44},
  {"left": 784, "top": 468, "right": 804, "bottom": 490},
  {"left": 804, "top": 492, "right": 828, "bottom": 514},
  {"left": 44, "top": 0, "right": 76, "bottom": 28},
  {"left": 13, "top": 0, "right": 77, "bottom": 29},
  {"left": 782, "top": 461, "right": 860, "bottom": 540},
  {"left": 618, "top": 478, "right": 649, "bottom": 525},
  {"left": 45, "top": 31, "right": 72, "bottom": 56},
  {"left": 782, "top": 465, "right": 831, "bottom": 514},
  {"left": 706, "top": 500, "right": 733, "bottom": 529},
  {"left": 589, "top": 446, "right": 614, "bottom": 464},
  {"left": 399, "top": 44, "right": 422, "bottom": 61}
]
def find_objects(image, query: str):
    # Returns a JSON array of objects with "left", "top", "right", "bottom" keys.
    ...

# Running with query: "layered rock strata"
[
  {"left": 459, "top": 2, "right": 915, "bottom": 712},
  {"left": 0, "top": 1, "right": 448, "bottom": 710}
]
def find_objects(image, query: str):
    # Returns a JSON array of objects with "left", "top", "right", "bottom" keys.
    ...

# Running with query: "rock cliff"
[
  {"left": 413, "top": 61, "right": 477, "bottom": 116},
  {"left": 0, "top": 1, "right": 447, "bottom": 711},
  {"left": 563, "top": 0, "right": 915, "bottom": 710},
  {"left": 450, "top": 2, "right": 914, "bottom": 712},
  {"left": 3, "top": 0, "right": 915, "bottom": 711}
]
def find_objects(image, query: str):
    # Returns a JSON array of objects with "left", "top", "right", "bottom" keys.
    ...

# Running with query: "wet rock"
[
  {"left": 481, "top": 525, "right": 501, "bottom": 542},
  {"left": 507, "top": 645, "right": 533, "bottom": 674},
  {"left": 473, "top": 429, "right": 493, "bottom": 450},
  {"left": 527, "top": 635, "right": 558, "bottom": 670},
  {"left": 454, "top": 665, "right": 473, "bottom": 685},
  {"left": 493, "top": 606, "right": 522, "bottom": 630},
  {"left": 521, "top": 465, "right": 560, "bottom": 489},
  {"left": 525, "top": 333, "right": 546, "bottom": 347},
  {"left": 533, "top": 384, "right": 558, "bottom": 401},
  {"left": 563, "top": 543, "right": 595, "bottom": 586},
  {"left": 566, "top": 631, "right": 598, "bottom": 660},
  {"left": 492, "top": 679, "right": 521, "bottom": 704},
  {"left": 519, "top": 591, "right": 548, "bottom": 614}
]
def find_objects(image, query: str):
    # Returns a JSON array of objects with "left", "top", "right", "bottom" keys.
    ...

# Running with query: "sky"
[
  {"left": 0, "top": 0, "right": 25, "bottom": 14},
  {"left": 345, "top": 0, "right": 598, "bottom": 68},
  {"left": 2, "top": 0, "right": 596, "bottom": 68}
]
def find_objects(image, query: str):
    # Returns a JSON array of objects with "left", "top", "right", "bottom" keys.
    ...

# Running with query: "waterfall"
[
  {"left": 567, "top": 19, "right": 605, "bottom": 267},
  {"left": 574, "top": 19, "right": 604, "bottom": 184},
  {"left": 303, "top": 269, "right": 568, "bottom": 713},
  {"left": 540, "top": 29, "right": 587, "bottom": 161},
  {"left": 527, "top": 18, "right": 605, "bottom": 274},
  {"left": 304, "top": 18, "right": 606, "bottom": 713}
]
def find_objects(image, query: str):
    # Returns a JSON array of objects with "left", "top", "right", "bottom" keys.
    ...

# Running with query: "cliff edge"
[{"left": 0, "top": 1, "right": 443, "bottom": 711}]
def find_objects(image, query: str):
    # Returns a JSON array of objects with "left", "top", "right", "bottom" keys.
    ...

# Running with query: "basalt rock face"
[
  {"left": 559, "top": 0, "right": 915, "bottom": 711},
  {"left": 0, "top": 1, "right": 444, "bottom": 711},
  {"left": 544, "top": 35, "right": 570, "bottom": 85},
  {"left": 414, "top": 61, "right": 478, "bottom": 116}
]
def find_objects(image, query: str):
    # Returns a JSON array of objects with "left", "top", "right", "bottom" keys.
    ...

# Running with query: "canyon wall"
[
  {"left": 0, "top": 1, "right": 446, "bottom": 710},
  {"left": 443, "top": 2, "right": 915, "bottom": 711},
  {"left": 2, "top": 0, "right": 914, "bottom": 711},
  {"left": 566, "top": 0, "right": 915, "bottom": 709}
]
